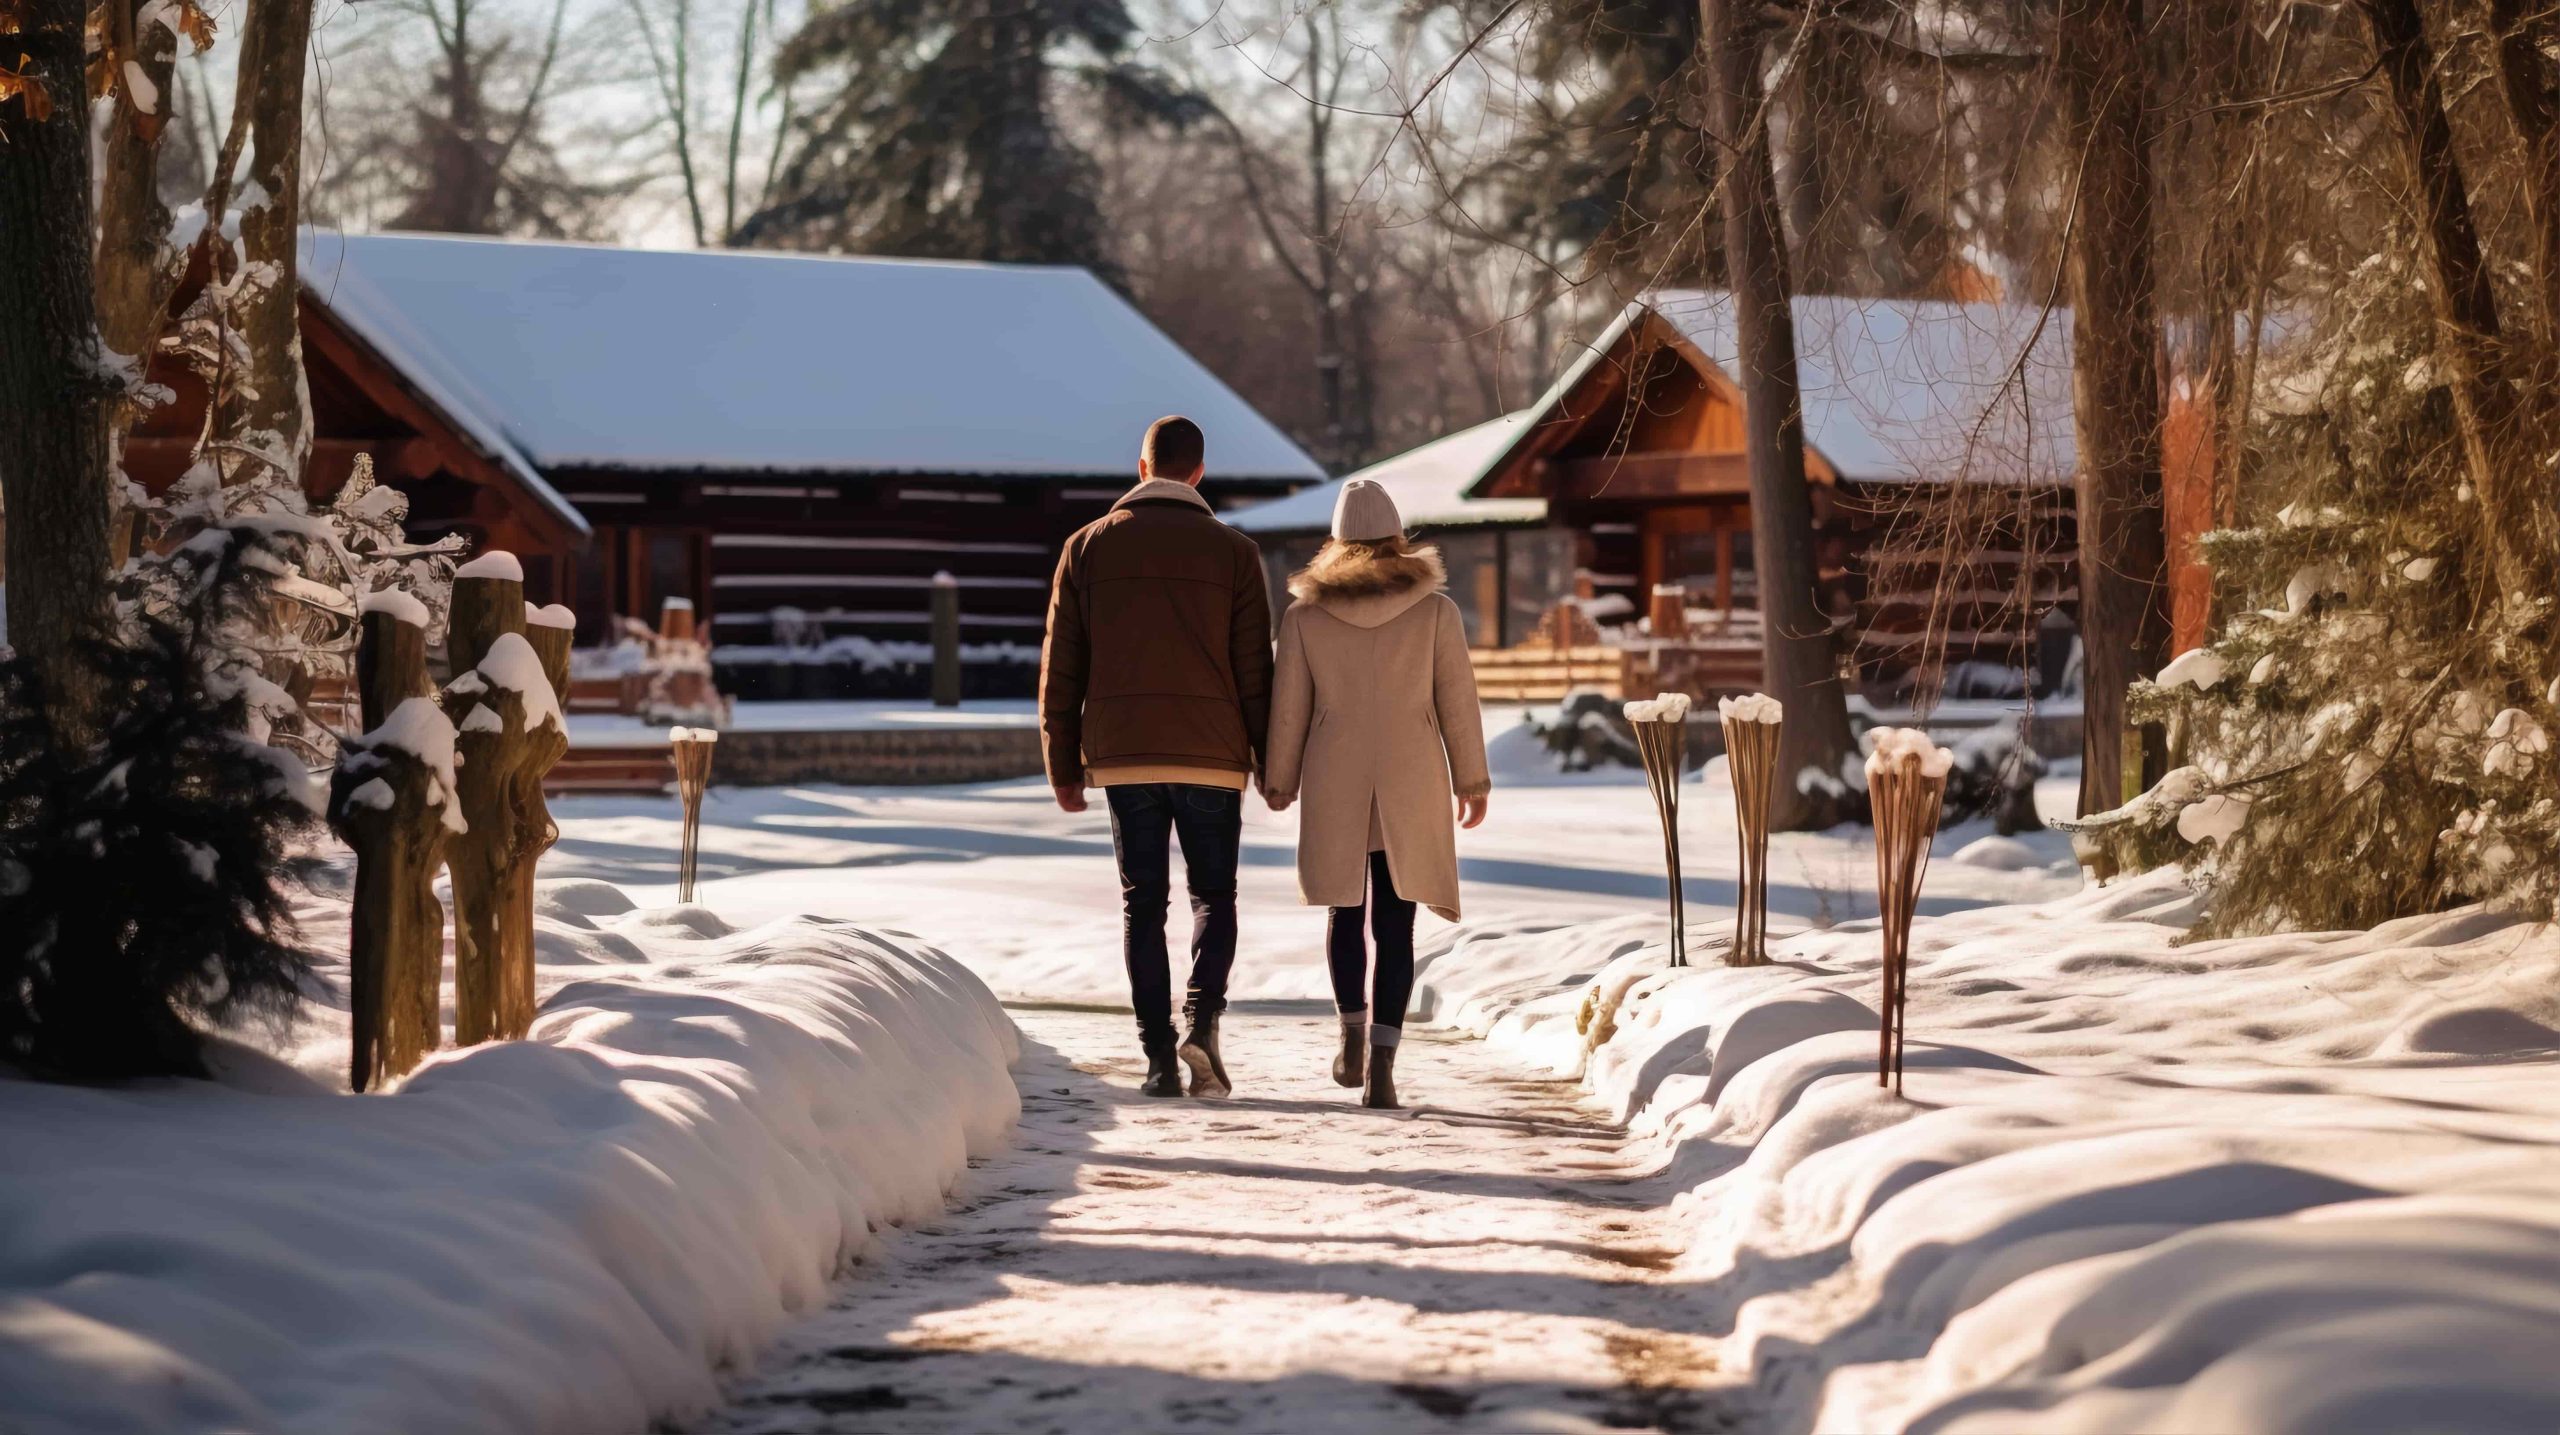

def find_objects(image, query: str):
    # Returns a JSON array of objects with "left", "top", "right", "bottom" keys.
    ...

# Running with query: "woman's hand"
[
  {"left": 1263, "top": 785, "right": 1295, "bottom": 813},
  {"left": 1456, "top": 791, "right": 1488, "bottom": 829}
]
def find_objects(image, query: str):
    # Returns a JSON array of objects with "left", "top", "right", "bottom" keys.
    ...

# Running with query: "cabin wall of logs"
[{"left": 327, "top": 552, "right": 575, "bottom": 1092}]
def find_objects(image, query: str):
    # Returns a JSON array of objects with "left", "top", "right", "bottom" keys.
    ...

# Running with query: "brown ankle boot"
[
  {"left": 1361, "top": 1040, "right": 1400, "bottom": 1109},
  {"left": 1332, "top": 1014, "right": 1366, "bottom": 1088}
]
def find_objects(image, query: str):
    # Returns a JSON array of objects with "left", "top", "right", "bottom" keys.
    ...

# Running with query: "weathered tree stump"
[
  {"left": 441, "top": 557, "right": 569, "bottom": 1046},
  {"left": 329, "top": 594, "right": 459, "bottom": 1090}
]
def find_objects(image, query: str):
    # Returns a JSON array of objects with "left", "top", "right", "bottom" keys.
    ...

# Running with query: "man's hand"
[
  {"left": 1456, "top": 792, "right": 1488, "bottom": 829},
  {"left": 1053, "top": 784, "right": 1089, "bottom": 814}
]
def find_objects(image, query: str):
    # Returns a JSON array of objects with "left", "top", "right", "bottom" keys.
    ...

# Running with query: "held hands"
[
  {"left": 1053, "top": 783, "right": 1089, "bottom": 814},
  {"left": 1260, "top": 777, "right": 1294, "bottom": 813},
  {"left": 1456, "top": 791, "right": 1488, "bottom": 829}
]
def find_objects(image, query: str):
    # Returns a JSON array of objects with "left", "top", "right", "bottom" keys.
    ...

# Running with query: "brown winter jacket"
[{"left": 1039, "top": 480, "right": 1275, "bottom": 788}]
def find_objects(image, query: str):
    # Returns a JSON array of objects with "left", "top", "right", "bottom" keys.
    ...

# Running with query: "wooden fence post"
[
  {"left": 931, "top": 571, "right": 961, "bottom": 708},
  {"left": 442, "top": 557, "right": 569, "bottom": 1046},
  {"left": 329, "top": 594, "right": 456, "bottom": 1091}
]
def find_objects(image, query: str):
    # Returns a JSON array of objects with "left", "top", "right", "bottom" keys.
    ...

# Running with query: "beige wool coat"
[{"left": 1262, "top": 547, "right": 1491, "bottom": 922}]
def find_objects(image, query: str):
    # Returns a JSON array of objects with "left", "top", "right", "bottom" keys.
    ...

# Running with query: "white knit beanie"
[{"left": 1330, "top": 477, "right": 1404, "bottom": 542}]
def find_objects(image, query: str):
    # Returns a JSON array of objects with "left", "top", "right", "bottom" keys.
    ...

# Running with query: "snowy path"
[{"left": 691, "top": 1006, "right": 1726, "bottom": 1435}]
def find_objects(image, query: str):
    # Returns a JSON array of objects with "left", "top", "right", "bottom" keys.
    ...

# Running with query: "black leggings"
[{"left": 1327, "top": 851, "right": 1417, "bottom": 1028}]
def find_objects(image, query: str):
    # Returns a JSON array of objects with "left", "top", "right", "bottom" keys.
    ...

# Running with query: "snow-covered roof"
[
  {"left": 1226, "top": 412, "right": 1544, "bottom": 536},
  {"left": 1471, "top": 290, "right": 2076, "bottom": 493},
  {"left": 298, "top": 231, "right": 1325, "bottom": 483}
]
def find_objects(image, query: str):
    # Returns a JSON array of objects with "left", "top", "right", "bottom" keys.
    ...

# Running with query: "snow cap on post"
[
  {"left": 1865, "top": 726, "right": 1953, "bottom": 780},
  {"left": 359, "top": 588, "right": 431, "bottom": 627},
  {"left": 454, "top": 550, "right": 523, "bottom": 582},
  {"left": 1719, "top": 692, "right": 1783, "bottom": 725}
]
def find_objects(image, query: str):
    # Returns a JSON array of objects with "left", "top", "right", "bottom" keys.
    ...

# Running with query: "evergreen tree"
[
  {"left": 2072, "top": 256, "right": 2557, "bottom": 937},
  {"left": 0, "top": 523, "right": 323, "bottom": 1079},
  {"left": 738, "top": 0, "right": 1191, "bottom": 273},
  {"left": 1494, "top": 0, "right": 1707, "bottom": 281}
]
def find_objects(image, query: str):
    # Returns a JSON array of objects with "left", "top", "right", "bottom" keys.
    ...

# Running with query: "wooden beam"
[{"left": 1554, "top": 451, "right": 1753, "bottom": 500}]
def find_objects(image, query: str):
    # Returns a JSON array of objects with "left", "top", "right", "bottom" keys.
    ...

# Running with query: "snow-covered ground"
[
  {"left": 0, "top": 875, "right": 1018, "bottom": 1435},
  {"left": 693, "top": 1008, "right": 1716, "bottom": 1435},
  {"left": 26, "top": 695, "right": 2557, "bottom": 1434},
  {"left": 566, "top": 699, "right": 1041, "bottom": 747},
  {"left": 542, "top": 712, "right": 2086, "bottom": 1005},
  {"left": 1417, "top": 870, "right": 2560, "bottom": 1432}
]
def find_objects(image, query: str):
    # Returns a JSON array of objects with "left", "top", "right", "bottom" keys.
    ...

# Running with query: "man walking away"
[{"left": 1040, "top": 416, "right": 1274, "bottom": 1098}]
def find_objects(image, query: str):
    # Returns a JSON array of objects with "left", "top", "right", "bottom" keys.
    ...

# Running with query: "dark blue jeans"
[{"left": 1104, "top": 783, "right": 1242, "bottom": 1048}]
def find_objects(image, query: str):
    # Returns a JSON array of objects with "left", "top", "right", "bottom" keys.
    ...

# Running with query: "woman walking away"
[{"left": 1261, "top": 478, "right": 1490, "bottom": 1109}]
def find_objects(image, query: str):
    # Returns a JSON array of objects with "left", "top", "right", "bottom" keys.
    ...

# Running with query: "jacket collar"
[
  {"left": 1112, "top": 478, "right": 1214, "bottom": 514},
  {"left": 1288, "top": 546, "right": 1446, "bottom": 629}
]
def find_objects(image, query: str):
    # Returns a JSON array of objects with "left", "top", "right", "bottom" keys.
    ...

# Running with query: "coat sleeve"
[
  {"left": 1230, "top": 540, "right": 1276, "bottom": 772},
  {"left": 1037, "top": 539, "right": 1088, "bottom": 787},
  {"left": 1262, "top": 605, "right": 1314, "bottom": 800},
  {"left": 1432, "top": 598, "right": 1491, "bottom": 800}
]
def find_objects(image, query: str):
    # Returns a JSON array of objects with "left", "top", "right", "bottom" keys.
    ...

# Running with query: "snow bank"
[
  {"left": 1417, "top": 873, "right": 2560, "bottom": 1433},
  {"left": 0, "top": 876, "right": 1019, "bottom": 1435}
]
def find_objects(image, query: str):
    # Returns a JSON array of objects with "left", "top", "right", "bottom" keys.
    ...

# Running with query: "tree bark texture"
[
  {"left": 2360, "top": 0, "right": 2556, "bottom": 610},
  {"left": 0, "top": 0, "right": 120, "bottom": 751},
  {"left": 1699, "top": 0, "right": 1860, "bottom": 829},
  {"left": 331, "top": 609, "right": 450, "bottom": 1091},
  {"left": 2058, "top": 0, "right": 2172, "bottom": 816},
  {"left": 219, "top": 0, "right": 318, "bottom": 482},
  {"left": 2487, "top": 0, "right": 2560, "bottom": 352},
  {"left": 441, "top": 573, "right": 567, "bottom": 1046},
  {"left": 95, "top": 0, "right": 183, "bottom": 375}
]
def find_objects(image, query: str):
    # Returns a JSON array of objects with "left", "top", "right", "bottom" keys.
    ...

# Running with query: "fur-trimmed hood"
[{"left": 1287, "top": 543, "right": 1446, "bottom": 629}]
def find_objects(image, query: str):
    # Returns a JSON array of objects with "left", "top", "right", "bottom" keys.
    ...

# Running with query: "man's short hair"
[{"left": 1143, "top": 415, "right": 1206, "bottom": 478}]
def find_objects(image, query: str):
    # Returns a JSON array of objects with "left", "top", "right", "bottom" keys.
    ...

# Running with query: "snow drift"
[
  {"left": 1416, "top": 871, "right": 2560, "bottom": 1433},
  {"left": 0, "top": 876, "right": 1019, "bottom": 1435}
]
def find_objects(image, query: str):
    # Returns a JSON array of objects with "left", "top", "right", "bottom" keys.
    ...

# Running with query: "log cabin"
[
  {"left": 131, "top": 231, "right": 1324, "bottom": 696},
  {"left": 1457, "top": 290, "right": 2083, "bottom": 703}
]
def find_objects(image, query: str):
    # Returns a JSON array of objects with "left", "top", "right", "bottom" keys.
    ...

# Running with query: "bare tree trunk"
[
  {"left": 1700, "top": 0, "right": 1859, "bottom": 829},
  {"left": 2058, "top": 0, "right": 2171, "bottom": 815},
  {"left": 219, "top": 0, "right": 319, "bottom": 484},
  {"left": 95, "top": 0, "right": 184, "bottom": 371},
  {"left": 2359, "top": 0, "right": 2554, "bottom": 609},
  {"left": 0, "top": 0, "right": 120, "bottom": 750},
  {"left": 2488, "top": 0, "right": 2560, "bottom": 348}
]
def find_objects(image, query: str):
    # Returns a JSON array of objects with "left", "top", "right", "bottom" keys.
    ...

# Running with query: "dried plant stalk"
[
  {"left": 1867, "top": 731, "right": 1950, "bottom": 1094},
  {"left": 671, "top": 731, "right": 719, "bottom": 902},
  {"left": 1722, "top": 702, "right": 1783, "bottom": 966},
  {"left": 1627, "top": 702, "right": 1691, "bottom": 967}
]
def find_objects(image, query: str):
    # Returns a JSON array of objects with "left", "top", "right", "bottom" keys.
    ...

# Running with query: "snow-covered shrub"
[
  {"left": 1939, "top": 714, "right": 2044, "bottom": 833},
  {"left": 0, "top": 551, "right": 317, "bottom": 1079},
  {"left": 2078, "top": 258, "right": 2556, "bottom": 935},
  {"left": 116, "top": 456, "right": 463, "bottom": 768}
]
